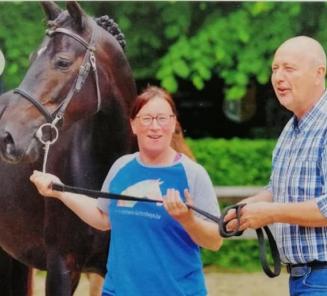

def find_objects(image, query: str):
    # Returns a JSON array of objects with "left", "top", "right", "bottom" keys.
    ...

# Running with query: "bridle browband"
[
  {"left": 13, "top": 20, "right": 102, "bottom": 171},
  {"left": 14, "top": 22, "right": 102, "bottom": 125}
]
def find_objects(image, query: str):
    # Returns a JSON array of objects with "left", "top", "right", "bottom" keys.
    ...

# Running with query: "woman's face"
[{"left": 131, "top": 96, "right": 176, "bottom": 157}]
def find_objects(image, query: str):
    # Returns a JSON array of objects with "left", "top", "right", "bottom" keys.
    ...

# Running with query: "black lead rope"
[{"left": 51, "top": 182, "right": 281, "bottom": 278}]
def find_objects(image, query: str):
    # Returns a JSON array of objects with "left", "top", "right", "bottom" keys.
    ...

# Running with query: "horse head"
[{"left": 0, "top": 1, "right": 135, "bottom": 164}]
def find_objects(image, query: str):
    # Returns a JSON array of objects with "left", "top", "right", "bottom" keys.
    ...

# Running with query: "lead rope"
[{"left": 35, "top": 116, "right": 60, "bottom": 173}]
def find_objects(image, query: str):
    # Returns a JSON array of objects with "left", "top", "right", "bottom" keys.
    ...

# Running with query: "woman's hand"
[
  {"left": 30, "top": 170, "right": 63, "bottom": 199},
  {"left": 163, "top": 188, "right": 194, "bottom": 224}
]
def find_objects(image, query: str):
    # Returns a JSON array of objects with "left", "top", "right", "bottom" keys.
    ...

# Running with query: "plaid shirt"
[{"left": 269, "top": 90, "right": 327, "bottom": 264}]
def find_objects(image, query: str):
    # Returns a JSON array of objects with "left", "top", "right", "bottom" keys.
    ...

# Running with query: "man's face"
[{"left": 271, "top": 46, "right": 318, "bottom": 117}]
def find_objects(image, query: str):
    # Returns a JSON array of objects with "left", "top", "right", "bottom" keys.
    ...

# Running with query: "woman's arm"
[{"left": 30, "top": 170, "right": 110, "bottom": 231}]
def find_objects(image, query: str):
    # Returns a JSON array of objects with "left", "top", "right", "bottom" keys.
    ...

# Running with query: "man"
[{"left": 226, "top": 36, "right": 327, "bottom": 295}]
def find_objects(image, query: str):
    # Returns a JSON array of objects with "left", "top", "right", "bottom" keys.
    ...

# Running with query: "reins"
[{"left": 51, "top": 182, "right": 281, "bottom": 278}]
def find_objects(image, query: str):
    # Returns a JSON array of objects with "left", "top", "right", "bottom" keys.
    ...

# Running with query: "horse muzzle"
[{"left": 0, "top": 129, "right": 40, "bottom": 164}]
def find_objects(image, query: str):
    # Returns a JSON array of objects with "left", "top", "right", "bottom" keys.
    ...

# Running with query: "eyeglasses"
[{"left": 136, "top": 114, "right": 175, "bottom": 127}]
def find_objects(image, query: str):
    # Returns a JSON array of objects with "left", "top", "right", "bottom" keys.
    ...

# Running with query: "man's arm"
[
  {"left": 240, "top": 189, "right": 273, "bottom": 204},
  {"left": 225, "top": 189, "right": 327, "bottom": 230}
]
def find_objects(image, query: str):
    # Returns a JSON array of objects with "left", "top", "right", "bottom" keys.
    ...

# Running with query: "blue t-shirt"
[{"left": 97, "top": 153, "right": 219, "bottom": 296}]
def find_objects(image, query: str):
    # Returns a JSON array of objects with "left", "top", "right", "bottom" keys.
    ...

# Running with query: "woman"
[{"left": 30, "top": 86, "right": 222, "bottom": 296}]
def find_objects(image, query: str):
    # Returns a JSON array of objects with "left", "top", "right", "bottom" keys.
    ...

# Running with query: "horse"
[{"left": 0, "top": 2, "right": 136, "bottom": 295}]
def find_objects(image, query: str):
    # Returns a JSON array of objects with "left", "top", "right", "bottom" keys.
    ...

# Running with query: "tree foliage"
[
  {"left": 0, "top": 2, "right": 44, "bottom": 88},
  {"left": 0, "top": 2, "right": 327, "bottom": 100}
]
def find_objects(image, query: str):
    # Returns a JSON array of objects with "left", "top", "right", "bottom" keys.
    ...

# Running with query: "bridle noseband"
[{"left": 13, "top": 21, "right": 102, "bottom": 172}]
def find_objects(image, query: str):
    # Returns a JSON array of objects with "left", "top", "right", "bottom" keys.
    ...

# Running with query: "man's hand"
[{"left": 224, "top": 202, "right": 275, "bottom": 231}]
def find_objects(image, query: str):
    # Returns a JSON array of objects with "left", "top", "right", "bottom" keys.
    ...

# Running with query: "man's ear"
[{"left": 316, "top": 65, "right": 326, "bottom": 85}]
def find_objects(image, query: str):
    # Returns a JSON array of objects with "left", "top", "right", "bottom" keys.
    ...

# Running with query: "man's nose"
[{"left": 272, "top": 69, "right": 285, "bottom": 82}]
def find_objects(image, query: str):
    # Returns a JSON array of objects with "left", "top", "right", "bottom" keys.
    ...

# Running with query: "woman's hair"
[
  {"left": 171, "top": 121, "right": 195, "bottom": 160},
  {"left": 129, "top": 86, "right": 177, "bottom": 119}
]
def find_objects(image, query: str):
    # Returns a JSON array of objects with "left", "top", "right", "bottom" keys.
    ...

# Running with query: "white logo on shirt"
[{"left": 118, "top": 179, "right": 163, "bottom": 208}]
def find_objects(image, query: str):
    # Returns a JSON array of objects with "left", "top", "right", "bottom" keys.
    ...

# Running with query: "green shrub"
[
  {"left": 202, "top": 240, "right": 261, "bottom": 272},
  {"left": 186, "top": 138, "right": 276, "bottom": 185}
]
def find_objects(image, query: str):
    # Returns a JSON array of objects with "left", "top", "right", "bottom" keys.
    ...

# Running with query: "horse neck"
[
  {"left": 45, "top": 119, "right": 94, "bottom": 184},
  {"left": 47, "top": 103, "right": 133, "bottom": 189}
]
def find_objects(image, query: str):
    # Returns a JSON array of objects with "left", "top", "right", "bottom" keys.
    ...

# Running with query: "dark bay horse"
[{"left": 0, "top": 2, "right": 136, "bottom": 295}]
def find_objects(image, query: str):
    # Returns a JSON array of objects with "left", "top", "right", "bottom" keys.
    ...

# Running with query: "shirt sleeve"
[
  {"left": 184, "top": 157, "right": 220, "bottom": 220},
  {"left": 97, "top": 154, "right": 133, "bottom": 214},
  {"left": 97, "top": 172, "right": 112, "bottom": 214},
  {"left": 315, "top": 146, "right": 327, "bottom": 217}
]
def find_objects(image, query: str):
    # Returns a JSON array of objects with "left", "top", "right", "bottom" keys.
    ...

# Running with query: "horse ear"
[
  {"left": 66, "top": 1, "right": 86, "bottom": 31},
  {"left": 40, "top": 2, "right": 62, "bottom": 21}
]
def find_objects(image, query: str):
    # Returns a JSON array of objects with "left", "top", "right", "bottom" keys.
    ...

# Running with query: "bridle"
[{"left": 13, "top": 20, "right": 102, "bottom": 172}]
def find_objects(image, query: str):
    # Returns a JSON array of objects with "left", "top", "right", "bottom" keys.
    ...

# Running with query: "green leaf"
[
  {"left": 172, "top": 59, "right": 190, "bottom": 78},
  {"left": 156, "top": 65, "right": 173, "bottom": 80},
  {"left": 161, "top": 76, "right": 178, "bottom": 93},
  {"left": 226, "top": 85, "right": 247, "bottom": 100},
  {"left": 192, "top": 75, "right": 205, "bottom": 90},
  {"left": 257, "top": 70, "right": 269, "bottom": 84},
  {"left": 164, "top": 25, "right": 180, "bottom": 39}
]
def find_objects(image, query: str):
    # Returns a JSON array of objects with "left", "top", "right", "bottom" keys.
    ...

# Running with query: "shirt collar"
[{"left": 292, "top": 90, "right": 327, "bottom": 132}]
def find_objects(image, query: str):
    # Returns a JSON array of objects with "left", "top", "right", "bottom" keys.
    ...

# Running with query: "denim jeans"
[{"left": 289, "top": 265, "right": 327, "bottom": 295}]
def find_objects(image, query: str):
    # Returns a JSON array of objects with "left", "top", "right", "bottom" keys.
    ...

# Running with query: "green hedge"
[
  {"left": 186, "top": 138, "right": 277, "bottom": 271},
  {"left": 187, "top": 138, "right": 276, "bottom": 185},
  {"left": 202, "top": 240, "right": 265, "bottom": 272}
]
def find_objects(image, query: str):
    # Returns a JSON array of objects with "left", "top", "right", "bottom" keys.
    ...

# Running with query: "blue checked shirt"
[{"left": 268, "top": 90, "right": 327, "bottom": 264}]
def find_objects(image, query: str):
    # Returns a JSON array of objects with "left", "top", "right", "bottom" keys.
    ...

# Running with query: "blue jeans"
[{"left": 289, "top": 265, "right": 327, "bottom": 295}]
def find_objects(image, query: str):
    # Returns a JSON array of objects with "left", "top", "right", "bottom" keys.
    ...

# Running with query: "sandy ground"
[
  {"left": 205, "top": 271, "right": 288, "bottom": 296},
  {"left": 34, "top": 270, "right": 289, "bottom": 296}
]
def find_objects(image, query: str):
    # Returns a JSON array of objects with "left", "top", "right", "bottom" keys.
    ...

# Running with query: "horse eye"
[{"left": 55, "top": 59, "right": 72, "bottom": 70}]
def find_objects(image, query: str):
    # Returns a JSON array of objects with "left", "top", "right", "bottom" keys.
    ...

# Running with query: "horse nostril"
[
  {"left": 3, "top": 131, "right": 14, "bottom": 146},
  {"left": 0, "top": 131, "right": 16, "bottom": 157}
]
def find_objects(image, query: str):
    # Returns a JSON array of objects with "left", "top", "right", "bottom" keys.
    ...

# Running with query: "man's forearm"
[
  {"left": 272, "top": 200, "right": 327, "bottom": 227},
  {"left": 241, "top": 189, "right": 273, "bottom": 204}
]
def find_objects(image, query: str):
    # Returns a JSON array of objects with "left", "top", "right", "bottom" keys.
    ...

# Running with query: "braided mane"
[{"left": 94, "top": 15, "right": 126, "bottom": 50}]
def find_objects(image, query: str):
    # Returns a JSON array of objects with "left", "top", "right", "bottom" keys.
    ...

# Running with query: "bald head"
[
  {"left": 276, "top": 36, "right": 326, "bottom": 68},
  {"left": 271, "top": 36, "right": 326, "bottom": 118}
]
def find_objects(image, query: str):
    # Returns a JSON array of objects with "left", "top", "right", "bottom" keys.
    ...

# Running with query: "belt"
[{"left": 286, "top": 261, "right": 327, "bottom": 274}]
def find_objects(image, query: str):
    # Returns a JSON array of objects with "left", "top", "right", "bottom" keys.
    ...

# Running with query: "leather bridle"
[
  {"left": 13, "top": 21, "right": 102, "bottom": 171},
  {"left": 15, "top": 23, "right": 102, "bottom": 125}
]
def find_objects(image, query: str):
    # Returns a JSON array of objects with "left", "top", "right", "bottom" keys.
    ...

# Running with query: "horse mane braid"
[{"left": 94, "top": 15, "right": 126, "bottom": 50}]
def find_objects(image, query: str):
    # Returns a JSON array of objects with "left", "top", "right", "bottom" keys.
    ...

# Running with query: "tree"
[{"left": 0, "top": 2, "right": 326, "bottom": 101}]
